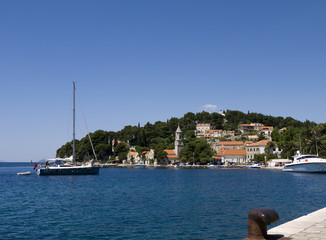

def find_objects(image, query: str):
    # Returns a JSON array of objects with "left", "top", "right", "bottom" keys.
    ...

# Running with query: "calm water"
[{"left": 1, "top": 163, "right": 326, "bottom": 239}]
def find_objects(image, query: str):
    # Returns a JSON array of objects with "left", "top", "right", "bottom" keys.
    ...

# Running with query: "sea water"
[{"left": 1, "top": 162, "right": 326, "bottom": 239}]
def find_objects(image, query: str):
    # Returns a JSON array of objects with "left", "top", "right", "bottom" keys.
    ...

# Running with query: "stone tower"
[{"left": 174, "top": 125, "right": 183, "bottom": 156}]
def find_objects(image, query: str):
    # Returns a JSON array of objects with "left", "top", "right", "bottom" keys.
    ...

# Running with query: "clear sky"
[{"left": 0, "top": 0, "right": 325, "bottom": 162}]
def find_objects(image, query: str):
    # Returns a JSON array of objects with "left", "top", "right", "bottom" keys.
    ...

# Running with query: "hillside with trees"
[{"left": 56, "top": 110, "right": 326, "bottom": 163}]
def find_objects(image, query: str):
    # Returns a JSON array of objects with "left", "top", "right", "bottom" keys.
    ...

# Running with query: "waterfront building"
[
  {"left": 127, "top": 151, "right": 140, "bottom": 163},
  {"left": 216, "top": 149, "right": 247, "bottom": 164},
  {"left": 216, "top": 141, "right": 244, "bottom": 153},
  {"left": 245, "top": 140, "right": 269, "bottom": 161},
  {"left": 143, "top": 149, "right": 155, "bottom": 165},
  {"left": 164, "top": 149, "right": 179, "bottom": 164},
  {"left": 267, "top": 159, "right": 292, "bottom": 168}
]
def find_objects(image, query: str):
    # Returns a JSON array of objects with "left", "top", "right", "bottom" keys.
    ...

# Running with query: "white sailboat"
[{"left": 37, "top": 82, "right": 100, "bottom": 176}]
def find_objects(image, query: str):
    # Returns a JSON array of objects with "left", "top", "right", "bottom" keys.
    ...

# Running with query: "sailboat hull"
[{"left": 37, "top": 166, "right": 100, "bottom": 176}]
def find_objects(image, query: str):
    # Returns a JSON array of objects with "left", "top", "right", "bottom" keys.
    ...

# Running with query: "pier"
[{"left": 268, "top": 207, "right": 326, "bottom": 239}]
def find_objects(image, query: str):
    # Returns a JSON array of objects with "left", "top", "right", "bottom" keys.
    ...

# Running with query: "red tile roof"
[
  {"left": 218, "top": 149, "right": 247, "bottom": 156},
  {"left": 164, "top": 149, "right": 179, "bottom": 159},
  {"left": 218, "top": 141, "right": 244, "bottom": 146},
  {"left": 248, "top": 140, "right": 270, "bottom": 147}
]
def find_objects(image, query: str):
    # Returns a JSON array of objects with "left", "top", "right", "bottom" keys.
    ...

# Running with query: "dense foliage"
[{"left": 56, "top": 110, "right": 326, "bottom": 162}]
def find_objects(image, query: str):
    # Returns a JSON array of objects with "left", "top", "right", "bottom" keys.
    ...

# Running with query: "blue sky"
[{"left": 0, "top": 0, "right": 325, "bottom": 162}]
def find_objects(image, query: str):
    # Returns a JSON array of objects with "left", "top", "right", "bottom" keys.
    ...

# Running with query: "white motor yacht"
[{"left": 283, "top": 151, "right": 326, "bottom": 173}]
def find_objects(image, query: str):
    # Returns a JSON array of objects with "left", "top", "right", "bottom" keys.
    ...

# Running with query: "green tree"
[
  {"left": 179, "top": 138, "right": 215, "bottom": 164},
  {"left": 278, "top": 127, "right": 299, "bottom": 158},
  {"left": 154, "top": 143, "right": 167, "bottom": 160},
  {"left": 271, "top": 127, "right": 280, "bottom": 142},
  {"left": 265, "top": 141, "right": 276, "bottom": 154},
  {"left": 253, "top": 153, "right": 266, "bottom": 162},
  {"left": 258, "top": 132, "right": 267, "bottom": 141},
  {"left": 114, "top": 142, "right": 129, "bottom": 162},
  {"left": 304, "top": 124, "right": 326, "bottom": 156}
]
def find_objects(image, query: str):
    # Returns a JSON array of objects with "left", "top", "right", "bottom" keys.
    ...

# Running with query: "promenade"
[{"left": 268, "top": 207, "right": 326, "bottom": 239}]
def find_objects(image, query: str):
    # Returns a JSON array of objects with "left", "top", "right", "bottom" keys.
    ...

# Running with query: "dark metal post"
[{"left": 244, "top": 208, "right": 281, "bottom": 240}]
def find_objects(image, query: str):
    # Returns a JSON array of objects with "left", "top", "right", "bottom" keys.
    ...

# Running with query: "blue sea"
[{"left": 1, "top": 162, "right": 326, "bottom": 239}]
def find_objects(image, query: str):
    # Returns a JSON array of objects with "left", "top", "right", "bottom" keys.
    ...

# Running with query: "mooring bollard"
[{"left": 244, "top": 208, "right": 280, "bottom": 240}]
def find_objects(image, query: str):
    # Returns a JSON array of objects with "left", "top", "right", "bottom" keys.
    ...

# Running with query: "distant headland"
[{"left": 55, "top": 110, "right": 325, "bottom": 166}]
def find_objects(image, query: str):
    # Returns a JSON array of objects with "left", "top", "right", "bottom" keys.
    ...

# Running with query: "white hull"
[
  {"left": 133, "top": 164, "right": 146, "bottom": 168},
  {"left": 283, "top": 162, "right": 326, "bottom": 173},
  {"left": 17, "top": 171, "right": 31, "bottom": 176}
]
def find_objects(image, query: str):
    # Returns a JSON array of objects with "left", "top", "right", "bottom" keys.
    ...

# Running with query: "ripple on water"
[{"left": 1, "top": 167, "right": 326, "bottom": 239}]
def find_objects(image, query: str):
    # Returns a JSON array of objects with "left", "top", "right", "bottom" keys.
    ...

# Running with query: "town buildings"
[
  {"left": 127, "top": 126, "right": 183, "bottom": 165},
  {"left": 195, "top": 123, "right": 211, "bottom": 136},
  {"left": 216, "top": 149, "right": 247, "bottom": 164},
  {"left": 123, "top": 121, "right": 280, "bottom": 166},
  {"left": 245, "top": 140, "right": 269, "bottom": 161},
  {"left": 238, "top": 123, "right": 274, "bottom": 141}
]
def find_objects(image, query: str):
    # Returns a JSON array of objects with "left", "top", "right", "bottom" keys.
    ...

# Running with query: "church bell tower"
[{"left": 175, "top": 125, "right": 183, "bottom": 156}]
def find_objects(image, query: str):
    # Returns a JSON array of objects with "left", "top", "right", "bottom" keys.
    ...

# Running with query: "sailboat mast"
[{"left": 73, "top": 81, "right": 76, "bottom": 165}]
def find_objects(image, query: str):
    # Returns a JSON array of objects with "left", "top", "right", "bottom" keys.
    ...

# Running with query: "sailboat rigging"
[{"left": 37, "top": 82, "right": 100, "bottom": 175}]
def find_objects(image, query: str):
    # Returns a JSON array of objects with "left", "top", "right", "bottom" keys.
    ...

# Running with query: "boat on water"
[
  {"left": 17, "top": 171, "right": 31, "bottom": 176},
  {"left": 133, "top": 161, "right": 146, "bottom": 168},
  {"left": 283, "top": 151, "right": 326, "bottom": 173},
  {"left": 175, "top": 163, "right": 186, "bottom": 168},
  {"left": 248, "top": 163, "right": 261, "bottom": 169},
  {"left": 37, "top": 82, "right": 100, "bottom": 176},
  {"left": 37, "top": 158, "right": 99, "bottom": 175}
]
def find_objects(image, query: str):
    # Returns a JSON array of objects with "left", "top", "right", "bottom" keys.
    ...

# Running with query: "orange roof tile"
[
  {"left": 164, "top": 149, "right": 178, "bottom": 159},
  {"left": 218, "top": 141, "right": 244, "bottom": 146},
  {"left": 218, "top": 149, "right": 246, "bottom": 156},
  {"left": 164, "top": 149, "right": 176, "bottom": 155},
  {"left": 248, "top": 140, "right": 270, "bottom": 147},
  {"left": 259, "top": 126, "right": 274, "bottom": 131}
]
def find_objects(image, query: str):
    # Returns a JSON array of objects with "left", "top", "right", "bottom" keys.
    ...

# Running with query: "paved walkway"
[{"left": 268, "top": 207, "right": 326, "bottom": 239}]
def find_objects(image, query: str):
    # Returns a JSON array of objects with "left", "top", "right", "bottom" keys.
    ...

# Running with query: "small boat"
[
  {"left": 283, "top": 151, "right": 326, "bottom": 173},
  {"left": 133, "top": 161, "right": 146, "bottom": 168},
  {"left": 175, "top": 163, "right": 186, "bottom": 168},
  {"left": 37, "top": 82, "right": 100, "bottom": 176},
  {"left": 248, "top": 164, "right": 261, "bottom": 169},
  {"left": 207, "top": 164, "right": 219, "bottom": 169},
  {"left": 17, "top": 171, "right": 31, "bottom": 176}
]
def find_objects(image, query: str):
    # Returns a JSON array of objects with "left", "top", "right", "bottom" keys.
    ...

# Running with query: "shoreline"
[{"left": 97, "top": 163, "right": 283, "bottom": 170}]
